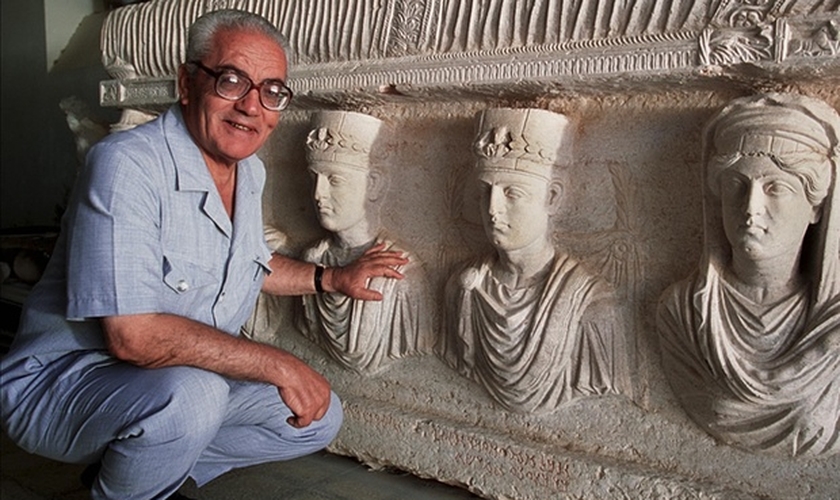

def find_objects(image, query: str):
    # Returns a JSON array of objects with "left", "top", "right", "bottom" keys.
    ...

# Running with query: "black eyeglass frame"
[{"left": 188, "top": 60, "right": 293, "bottom": 111}]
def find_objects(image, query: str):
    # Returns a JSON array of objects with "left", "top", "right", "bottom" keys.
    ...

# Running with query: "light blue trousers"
[{"left": 1, "top": 351, "right": 343, "bottom": 500}]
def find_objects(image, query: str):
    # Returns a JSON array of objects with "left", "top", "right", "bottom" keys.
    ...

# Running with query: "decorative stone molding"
[{"left": 99, "top": 0, "right": 839, "bottom": 110}]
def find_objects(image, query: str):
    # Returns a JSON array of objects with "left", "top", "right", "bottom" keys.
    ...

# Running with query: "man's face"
[
  {"left": 478, "top": 170, "right": 554, "bottom": 253},
  {"left": 719, "top": 156, "right": 819, "bottom": 264},
  {"left": 178, "top": 29, "right": 287, "bottom": 168},
  {"left": 309, "top": 162, "right": 370, "bottom": 234}
]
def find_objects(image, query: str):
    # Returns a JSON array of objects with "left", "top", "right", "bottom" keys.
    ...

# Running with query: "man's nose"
[{"left": 234, "top": 87, "right": 261, "bottom": 115}]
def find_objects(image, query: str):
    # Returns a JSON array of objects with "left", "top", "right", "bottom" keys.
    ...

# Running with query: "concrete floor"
[{"left": 1, "top": 432, "right": 479, "bottom": 500}]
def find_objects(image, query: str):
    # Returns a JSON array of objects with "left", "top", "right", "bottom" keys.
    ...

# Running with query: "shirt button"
[{"left": 176, "top": 280, "right": 189, "bottom": 292}]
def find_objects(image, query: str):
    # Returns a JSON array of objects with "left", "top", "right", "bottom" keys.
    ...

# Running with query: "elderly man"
[
  {"left": 440, "top": 108, "right": 630, "bottom": 414},
  {"left": 657, "top": 93, "right": 840, "bottom": 458},
  {"left": 0, "top": 9, "right": 406, "bottom": 499},
  {"left": 297, "top": 111, "right": 434, "bottom": 373}
]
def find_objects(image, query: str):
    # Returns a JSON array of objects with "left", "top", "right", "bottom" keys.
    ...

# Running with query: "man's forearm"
[
  {"left": 261, "top": 243, "right": 408, "bottom": 300},
  {"left": 102, "top": 313, "right": 302, "bottom": 384},
  {"left": 261, "top": 253, "right": 331, "bottom": 296},
  {"left": 101, "top": 312, "right": 332, "bottom": 426}
]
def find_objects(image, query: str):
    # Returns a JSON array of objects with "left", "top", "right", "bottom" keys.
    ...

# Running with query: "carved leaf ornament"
[{"left": 473, "top": 127, "right": 556, "bottom": 166}]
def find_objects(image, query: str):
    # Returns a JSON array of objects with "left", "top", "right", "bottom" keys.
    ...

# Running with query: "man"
[
  {"left": 0, "top": 9, "right": 407, "bottom": 499},
  {"left": 297, "top": 111, "right": 434, "bottom": 373},
  {"left": 657, "top": 93, "right": 840, "bottom": 458},
  {"left": 439, "top": 108, "right": 630, "bottom": 414}
]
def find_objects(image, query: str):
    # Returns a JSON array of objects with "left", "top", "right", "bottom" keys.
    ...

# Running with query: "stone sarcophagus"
[{"left": 97, "top": 1, "right": 839, "bottom": 498}]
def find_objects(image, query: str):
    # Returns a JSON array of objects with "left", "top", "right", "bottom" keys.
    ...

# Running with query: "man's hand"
[
  {"left": 274, "top": 351, "right": 333, "bottom": 428},
  {"left": 325, "top": 242, "right": 408, "bottom": 301}
]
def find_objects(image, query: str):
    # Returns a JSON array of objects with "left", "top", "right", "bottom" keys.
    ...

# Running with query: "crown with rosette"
[
  {"left": 305, "top": 111, "right": 383, "bottom": 170},
  {"left": 473, "top": 108, "right": 574, "bottom": 180}
]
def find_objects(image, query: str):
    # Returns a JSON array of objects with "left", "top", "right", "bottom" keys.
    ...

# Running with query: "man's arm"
[
  {"left": 101, "top": 313, "right": 328, "bottom": 428},
  {"left": 262, "top": 242, "right": 408, "bottom": 300}
]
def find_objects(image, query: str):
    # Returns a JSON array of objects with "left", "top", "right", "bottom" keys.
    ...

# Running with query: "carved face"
[
  {"left": 719, "top": 156, "right": 820, "bottom": 264},
  {"left": 478, "top": 170, "right": 555, "bottom": 253},
  {"left": 178, "top": 29, "right": 287, "bottom": 170},
  {"left": 309, "top": 162, "right": 370, "bottom": 234}
]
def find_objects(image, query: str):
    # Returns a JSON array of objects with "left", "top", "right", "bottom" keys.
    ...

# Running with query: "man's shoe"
[
  {"left": 80, "top": 462, "right": 196, "bottom": 499},
  {"left": 79, "top": 461, "right": 100, "bottom": 490}
]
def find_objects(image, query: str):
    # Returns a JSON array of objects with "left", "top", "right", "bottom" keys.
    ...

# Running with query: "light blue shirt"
[{"left": 2, "top": 105, "right": 272, "bottom": 367}]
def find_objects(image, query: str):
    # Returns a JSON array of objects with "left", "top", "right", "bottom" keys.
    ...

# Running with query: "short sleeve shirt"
[{"left": 3, "top": 105, "right": 272, "bottom": 365}]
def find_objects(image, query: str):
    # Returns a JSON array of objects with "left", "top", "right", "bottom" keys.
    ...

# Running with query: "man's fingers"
[
  {"left": 286, "top": 399, "right": 331, "bottom": 428},
  {"left": 353, "top": 288, "right": 384, "bottom": 301}
]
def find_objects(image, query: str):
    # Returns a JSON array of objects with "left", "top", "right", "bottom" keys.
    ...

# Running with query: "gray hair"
[{"left": 186, "top": 9, "right": 289, "bottom": 66}]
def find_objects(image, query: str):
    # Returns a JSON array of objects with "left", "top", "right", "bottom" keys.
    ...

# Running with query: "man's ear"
[
  {"left": 367, "top": 171, "right": 386, "bottom": 202},
  {"left": 177, "top": 64, "right": 190, "bottom": 106},
  {"left": 547, "top": 180, "right": 564, "bottom": 215}
]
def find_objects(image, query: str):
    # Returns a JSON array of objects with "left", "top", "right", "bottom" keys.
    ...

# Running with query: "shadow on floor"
[{"left": 1, "top": 432, "right": 480, "bottom": 500}]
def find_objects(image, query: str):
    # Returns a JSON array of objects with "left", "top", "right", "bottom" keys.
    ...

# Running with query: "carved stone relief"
[
  {"left": 439, "top": 108, "right": 632, "bottom": 413},
  {"left": 297, "top": 111, "right": 435, "bottom": 373},
  {"left": 92, "top": 1, "right": 840, "bottom": 498},
  {"left": 656, "top": 92, "right": 840, "bottom": 458}
]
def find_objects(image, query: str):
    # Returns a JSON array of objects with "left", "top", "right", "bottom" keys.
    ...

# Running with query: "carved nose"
[
  {"left": 487, "top": 186, "right": 505, "bottom": 215},
  {"left": 313, "top": 175, "right": 329, "bottom": 200},
  {"left": 745, "top": 182, "right": 767, "bottom": 216}
]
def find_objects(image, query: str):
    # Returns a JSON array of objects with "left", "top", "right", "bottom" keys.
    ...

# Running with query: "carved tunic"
[
  {"left": 658, "top": 267, "right": 840, "bottom": 457},
  {"left": 441, "top": 252, "right": 628, "bottom": 413},
  {"left": 298, "top": 237, "right": 434, "bottom": 373}
]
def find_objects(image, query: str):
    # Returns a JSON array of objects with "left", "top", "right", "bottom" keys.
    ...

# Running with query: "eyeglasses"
[{"left": 189, "top": 60, "right": 293, "bottom": 111}]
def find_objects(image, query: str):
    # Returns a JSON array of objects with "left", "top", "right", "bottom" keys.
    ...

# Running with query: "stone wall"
[{"left": 98, "top": 1, "right": 840, "bottom": 498}]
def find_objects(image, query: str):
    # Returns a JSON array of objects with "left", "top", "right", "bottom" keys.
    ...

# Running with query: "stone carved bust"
[
  {"left": 657, "top": 93, "right": 840, "bottom": 458},
  {"left": 439, "top": 108, "right": 631, "bottom": 413},
  {"left": 297, "top": 111, "right": 434, "bottom": 373}
]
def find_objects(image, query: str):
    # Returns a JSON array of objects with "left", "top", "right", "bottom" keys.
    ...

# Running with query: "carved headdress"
[
  {"left": 472, "top": 108, "right": 574, "bottom": 181},
  {"left": 702, "top": 92, "right": 840, "bottom": 307},
  {"left": 305, "top": 110, "right": 383, "bottom": 171}
]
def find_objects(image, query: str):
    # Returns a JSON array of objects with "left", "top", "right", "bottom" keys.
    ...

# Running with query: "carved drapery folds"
[
  {"left": 99, "top": 0, "right": 839, "bottom": 110},
  {"left": 657, "top": 92, "right": 840, "bottom": 458}
]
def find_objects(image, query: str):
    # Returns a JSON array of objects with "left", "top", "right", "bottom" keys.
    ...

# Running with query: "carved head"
[
  {"left": 472, "top": 108, "right": 573, "bottom": 252},
  {"left": 704, "top": 93, "right": 839, "bottom": 265},
  {"left": 305, "top": 111, "right": 385, "bottom": 236}
]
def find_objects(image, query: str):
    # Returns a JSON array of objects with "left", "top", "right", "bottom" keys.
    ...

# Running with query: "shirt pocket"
[{"left": 162, "top": 254, "right": 219, "bottom": 295}]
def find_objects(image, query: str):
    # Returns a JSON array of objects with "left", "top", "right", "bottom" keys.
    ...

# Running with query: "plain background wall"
[{"left": 1, "top": 0, "right": 118, "bottom": 229}]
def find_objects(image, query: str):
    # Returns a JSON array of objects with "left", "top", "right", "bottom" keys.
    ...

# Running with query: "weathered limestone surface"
[{"left": 98, "top": 1, "right": 839, "bottom": 498}]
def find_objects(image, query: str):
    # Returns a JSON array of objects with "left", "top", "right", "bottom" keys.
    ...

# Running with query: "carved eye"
[
  {"left": 721, "top": 176, "right": 746, "bottom": 197},
  {"left": 504, "top": 186, "right": 526, "bottom": 199},
  {"left": 764, "top": 181, "right": 795, "bottom": 197},
  {"left": 329, "top": 175, "right": 346, "bottom": 186}
]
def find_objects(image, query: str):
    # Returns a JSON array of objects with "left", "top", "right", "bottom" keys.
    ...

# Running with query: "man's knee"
[
  {"left": 306, "top": 391, "right": 344, "bottom": 449},
  {"left": 129, "top": 367, "right": 230, "bottom": 446}
]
